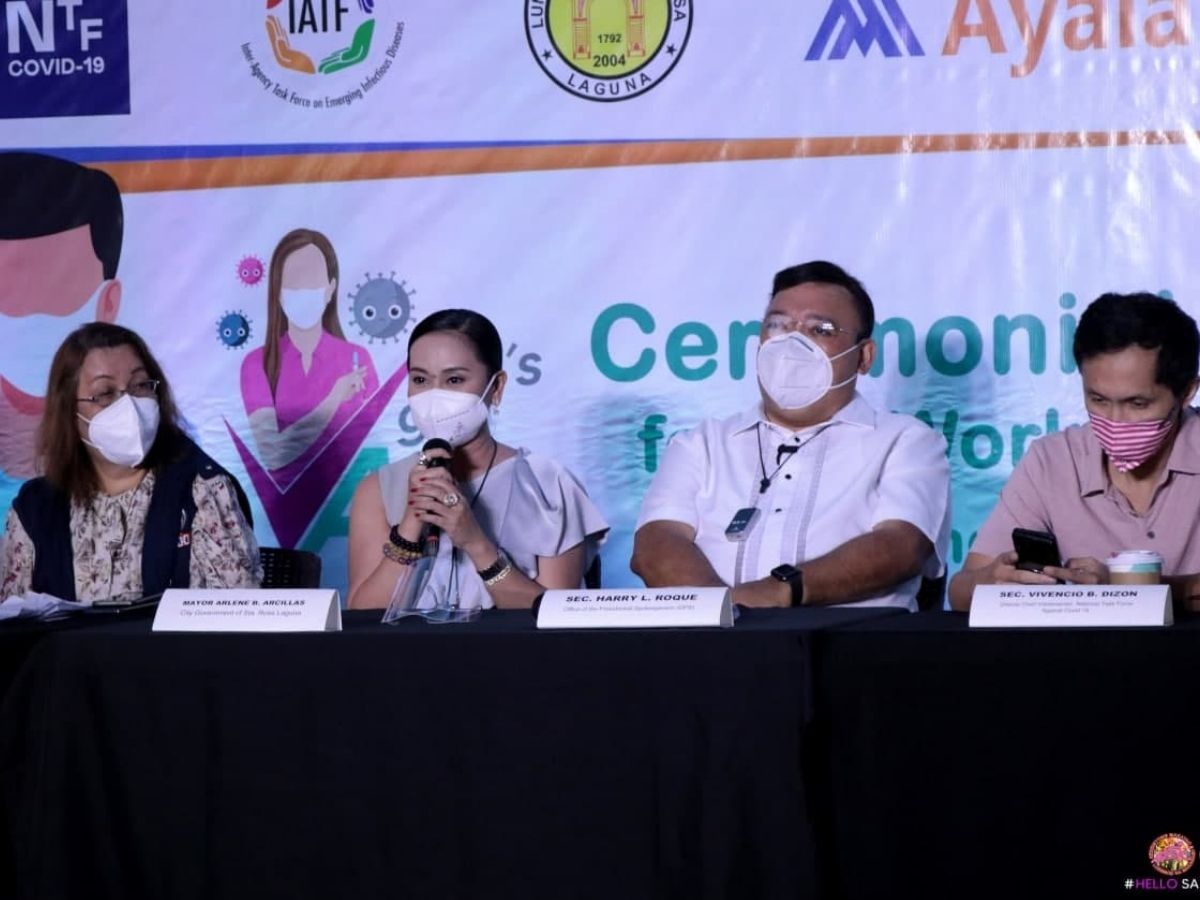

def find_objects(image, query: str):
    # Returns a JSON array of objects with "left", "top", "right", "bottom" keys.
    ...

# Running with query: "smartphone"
[{"left": 1011, "top": 528, "right": 1061, "bottom": 574}]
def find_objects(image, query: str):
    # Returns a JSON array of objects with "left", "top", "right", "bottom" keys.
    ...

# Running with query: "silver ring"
[
  {"left": 417, "top": 452, "right": 429, "bottom": 467},
  {"left": 443, "top": 492, "right": 460, "bottom": 507}
]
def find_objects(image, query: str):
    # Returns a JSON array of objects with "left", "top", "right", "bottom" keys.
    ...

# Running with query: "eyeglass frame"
[
  {"left": 75, "top": 379, "right": 161, "bottom": 408},
  {"left": 761, "top": 313, "right": 862, "bottom": 343}
]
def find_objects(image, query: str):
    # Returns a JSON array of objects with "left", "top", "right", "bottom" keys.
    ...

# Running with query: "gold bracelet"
[
  {"left": 478, "top": 551, "right": 513, "bottom": 586},
  {"left": 484, "top": 561, "right": 512, "bottom": 586},
  {"left": 382, "top": 542, "right": 420, "bottom": 566}
]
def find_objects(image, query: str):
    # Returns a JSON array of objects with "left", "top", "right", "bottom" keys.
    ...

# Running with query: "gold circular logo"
[{"left": 525, "top": 0, "right": 692, "bottom": 101}]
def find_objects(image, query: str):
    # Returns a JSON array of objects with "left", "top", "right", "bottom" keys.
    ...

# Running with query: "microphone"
[
  {"left": 420, "top": 438, "right": 452, "bottom": 558},
  {"left": 776, "top": 444, "right": 797, "bottom": 466}
]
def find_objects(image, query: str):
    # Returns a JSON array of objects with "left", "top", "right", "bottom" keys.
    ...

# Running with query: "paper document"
[{"left": 0, "top": 592, "right": 87, "bottom": 622}]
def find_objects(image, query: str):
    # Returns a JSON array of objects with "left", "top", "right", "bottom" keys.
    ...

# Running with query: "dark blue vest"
[{"left": 12, "top": 437, "right": 252, "bottom": 601}]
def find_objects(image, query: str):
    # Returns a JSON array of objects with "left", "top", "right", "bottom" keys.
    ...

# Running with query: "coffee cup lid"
[{"left": 1108, "top": 550, "right": 1163, "bottom": 567}]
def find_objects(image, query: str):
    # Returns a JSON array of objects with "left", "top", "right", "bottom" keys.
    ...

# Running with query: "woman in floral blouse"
[{"left": 1, "top": 323, "right": 260, "bottom": 602}]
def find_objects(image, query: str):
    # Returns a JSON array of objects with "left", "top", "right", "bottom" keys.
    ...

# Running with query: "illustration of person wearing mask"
[
  {"left": 240, "top": 228, "right": 379, "bottom": 489},
  {"left": 0, "top": 152, "right": 124, "bottom": 479}
]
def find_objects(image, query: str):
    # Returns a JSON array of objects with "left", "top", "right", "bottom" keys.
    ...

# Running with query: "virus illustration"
[
  {"left": 216, "top": 310, "right": 253, "bottom": 349},
  {"left": 348, "top": 272, "right": 415, "bottom": 344},
  {"left": 236, "top": 255, "right": 265, "bottom": 286}
]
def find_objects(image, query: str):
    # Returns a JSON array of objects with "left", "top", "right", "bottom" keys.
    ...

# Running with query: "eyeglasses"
[
  {"left": 76, "top": 379, "right": 160, "bottom": 408},
  {"left": 763, "top": 314, "right": 856, "bottom": 342}
]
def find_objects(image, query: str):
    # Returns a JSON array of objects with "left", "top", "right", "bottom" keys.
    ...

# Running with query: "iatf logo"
[
  {"left": 241, "top": 0, "right": 406, "bottom": 109},
  {"left": 525, "top": 0, "right": 692, "bottom": 102},
  {"left": 1150, "top": 833, "right": 1196, "bottom": 877}
]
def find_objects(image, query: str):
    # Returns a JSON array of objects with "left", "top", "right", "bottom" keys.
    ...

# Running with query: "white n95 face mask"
[
  {"left": 281, "top": 288, "right": 329, "bottom": 330},
  {"left": 78, "top": 395, "right": 161, "bottom": 467},
  {"left": 756, "top": 332, "right": 861, "bottom": 411},
  {"left": 409, "top": 374, "right": 497, "bottom": 448}
]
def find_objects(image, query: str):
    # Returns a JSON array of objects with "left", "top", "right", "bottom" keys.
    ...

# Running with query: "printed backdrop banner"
[{"left": 2, "top": 1, "right": 1198, "bottom": 596}]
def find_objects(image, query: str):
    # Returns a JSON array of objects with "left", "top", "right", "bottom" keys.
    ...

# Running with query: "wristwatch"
[{"left": 770, "top": 564, "right": 804, "bottom": 607}]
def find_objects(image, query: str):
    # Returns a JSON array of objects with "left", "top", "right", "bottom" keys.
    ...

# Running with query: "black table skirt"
[
  {"left": 7, "top": 608, "right": 1199, "bottom": 899},
  {"left": 1, "top": 606, "right": 897, "bottom": 900},
  {"left": 811, "top": 613, "right": 1200, "bottom": 900}
]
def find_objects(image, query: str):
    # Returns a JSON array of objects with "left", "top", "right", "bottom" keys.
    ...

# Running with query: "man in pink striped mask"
[{"left": 951, "top": 292, "right": 1200, "bottom": 612}]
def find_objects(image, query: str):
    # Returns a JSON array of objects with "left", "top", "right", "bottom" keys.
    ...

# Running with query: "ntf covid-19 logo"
[{"left": 1, "top": 0, "right": 130, "bottom": 118}]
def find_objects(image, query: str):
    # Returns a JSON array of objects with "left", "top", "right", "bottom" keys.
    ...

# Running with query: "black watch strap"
[
  {"left": 477, "top": 551, "right": 509, "bottom": 581},
  {"left": 771, "top": 564, "right": 804, "bottom": 607}
]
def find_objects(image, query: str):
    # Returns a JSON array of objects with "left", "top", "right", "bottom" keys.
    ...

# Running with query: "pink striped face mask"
[{"left": 1089, "top": 408, "right": 1177, "bottom": 473}]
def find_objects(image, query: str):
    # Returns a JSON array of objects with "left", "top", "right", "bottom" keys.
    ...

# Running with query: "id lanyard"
[{"left": 725, "top": 422, "right": 835, "bottom": 542}]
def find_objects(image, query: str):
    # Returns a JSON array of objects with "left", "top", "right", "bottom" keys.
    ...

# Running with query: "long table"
[
  {"left": 3, "top": 610, "right": 1199, "bottom": 899},
  {"left": 0, "top": 607, "right": 895, "bottom": 900}
]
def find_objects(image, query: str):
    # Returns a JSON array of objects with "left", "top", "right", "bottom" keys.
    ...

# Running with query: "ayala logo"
[
  {"left": 807, "top": 0, "right": 1193, "bottom": 77},
  {"left": 806, "top": 0, "right": 924, "bottom": 59},
  {"left": 942, "top": 0, "right": 1191, "bottom": 78}
]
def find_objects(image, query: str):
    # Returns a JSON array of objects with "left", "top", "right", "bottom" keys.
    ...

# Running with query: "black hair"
[
  {"left": 0, "top": 151, "right": 124, "bottom": 279},
  {"left": 407, "top": 309, "right": 503, "bottom": 377},
  {"left": 771, "top": 260, "right": 875, "bottom": 341},
  {"left": 1073, "top": 292, "right": 1199, "bottom": 398}
]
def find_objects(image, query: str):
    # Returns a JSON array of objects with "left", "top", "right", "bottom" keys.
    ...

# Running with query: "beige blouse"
[{"left": 0, "top": 472, "right": 261, "bottom": 603}]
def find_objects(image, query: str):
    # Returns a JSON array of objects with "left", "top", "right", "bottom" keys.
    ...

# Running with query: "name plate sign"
[
  {"left": 153, "top": 589, "right": 342, "bottom": 633},
  {"left": 970, "top": 584, "right": 1173, "bottom": 628},
  {"left": 536, "top": 587, "right": 734, "bottom": 629}
]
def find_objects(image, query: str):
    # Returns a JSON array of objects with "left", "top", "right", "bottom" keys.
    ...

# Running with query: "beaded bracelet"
[
  {"left": 477, "top": 551, "right": 513, "bottom": 586},
  {"left": 388, "top": 525, "right": 422, "bottom": 554},
  {"left": 382, "top": 542, "right": 421, "bottom": 566}
]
